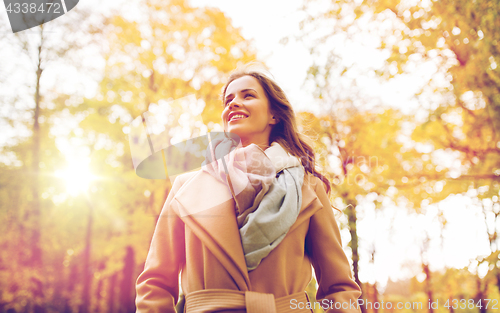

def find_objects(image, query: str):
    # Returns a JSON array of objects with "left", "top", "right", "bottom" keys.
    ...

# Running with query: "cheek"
[
  {"left": 221, "top": 108, "right": 229, "bottom": 121},
  {"left": 255, "top": 107, "right": 271, "bottom": 123}
]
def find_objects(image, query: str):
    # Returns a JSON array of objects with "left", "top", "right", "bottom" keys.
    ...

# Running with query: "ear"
[{"left": 270, "top": 116, "right": 278, "bottom": 125}]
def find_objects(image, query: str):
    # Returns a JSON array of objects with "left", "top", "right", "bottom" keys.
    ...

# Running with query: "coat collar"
[
  {"left": 172, "top": 169, "right": 323, "bottom": 291},
  {"left": 264, "top": 141, "right": 301, "bottom": 173}
]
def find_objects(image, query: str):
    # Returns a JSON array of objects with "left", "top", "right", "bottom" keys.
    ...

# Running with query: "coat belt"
[{"left": 184, "top": 289, "right": 311, "bottom": 313}]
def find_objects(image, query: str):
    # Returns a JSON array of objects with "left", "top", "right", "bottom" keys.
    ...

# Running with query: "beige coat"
[{"left": 135, "top": 169, "right": 362, "bottom": 313}]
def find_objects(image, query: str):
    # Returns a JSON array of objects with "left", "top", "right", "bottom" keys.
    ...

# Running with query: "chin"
[
  {"left": 226, "top": 127, "right": 243, "bottom": 135},
  {"left": 225, "top": 130, "right": 246, "bottom": 143},
  {"left": 227, "top": 131, "right": 245, "bottom": 141}
]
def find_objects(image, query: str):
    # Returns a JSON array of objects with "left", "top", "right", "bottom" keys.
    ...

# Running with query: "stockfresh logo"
[{"left": 3, "top": 0, "right": 79, "bottom": 33}]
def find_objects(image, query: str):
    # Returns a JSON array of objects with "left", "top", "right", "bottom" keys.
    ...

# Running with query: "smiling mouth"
[{"left": 228, "top": 114, "right": 248, "bottom": 123}]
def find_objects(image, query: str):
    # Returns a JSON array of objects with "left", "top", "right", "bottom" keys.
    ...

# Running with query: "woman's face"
[{"left": 222, "top": 75, "right": 277, "bottom": 148}]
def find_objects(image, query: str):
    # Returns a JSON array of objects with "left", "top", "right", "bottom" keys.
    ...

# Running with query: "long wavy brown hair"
[{"left": 221, "top": 64, "right": 332, "bottom": 196}]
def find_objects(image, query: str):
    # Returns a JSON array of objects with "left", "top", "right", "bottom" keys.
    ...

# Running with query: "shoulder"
[
  {"left": 303, "top": 172, "right": 326, "bottom": 194},
  {"left": 167, "top": 171, "right": 200, "bottom": 199},
  {"left": 172, "top": 171, "right": 198, "bottom": 186},
  {"left": 305, "top": 172, "right": 339, "bottom": 213},
  {"left": 161, "top": 171, "right": 200, "bottom": 216}
]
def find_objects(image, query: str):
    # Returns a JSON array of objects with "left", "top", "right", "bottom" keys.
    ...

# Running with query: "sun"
[{"left": 55, "top": 156, "right": 95, "bottom": 196}]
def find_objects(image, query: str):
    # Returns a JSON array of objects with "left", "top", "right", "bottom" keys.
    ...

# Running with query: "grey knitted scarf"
[{"left": 202, "top": 137, "right": 304, "bottom": 270}]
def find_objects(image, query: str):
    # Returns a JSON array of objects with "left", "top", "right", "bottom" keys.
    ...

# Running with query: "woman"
[{"left": 135, "top": 65, "right": 362, "bottom": 313}]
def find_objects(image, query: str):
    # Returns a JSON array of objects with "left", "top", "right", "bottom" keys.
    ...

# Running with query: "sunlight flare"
[{"left": 55, "top": 156, "right": 95, "bottom": 196}]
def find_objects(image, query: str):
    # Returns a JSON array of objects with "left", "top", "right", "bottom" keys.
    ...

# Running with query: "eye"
[{"left": 245, "top": 93, "right": 254, "bottom": 99}]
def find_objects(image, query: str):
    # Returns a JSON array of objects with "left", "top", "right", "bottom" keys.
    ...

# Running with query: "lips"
[{"left": 228, "top": 111, "right": 248, "bottom": 123}]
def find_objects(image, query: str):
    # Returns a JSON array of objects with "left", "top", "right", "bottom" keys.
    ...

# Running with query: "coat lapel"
[
  {"left": 290, "top": 173, "right": 324, "bottom": 233},
  {"left": 173, "top": 170, "right": 251, "bottom": 290},
  {"left": 172, "top": 170, "right": 324, "bottom": 291}
]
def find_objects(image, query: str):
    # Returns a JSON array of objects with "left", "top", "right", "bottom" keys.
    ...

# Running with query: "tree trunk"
[
  {"left": 475, "top": 276, "right": 487, "bottom": 313},
  {"left": 447, "top": 296, "right": 454, "bottom": 313},
  {"left": 30, "top": 25, "right": 45, "bottom": 313},
  {"left": 422, "top": 262, "right": 434, "bottom": 313},
  {"left": 119, "top": 246, "right": 135, "bottom": 313},
  {"left": 108, "top": 273, "right": 117, "bottom": 313},
  {"left": 95, "top": 275, "right": 104, "bottom": 313},
  {"left": 68, "top": 261, "right": 79, "bottom": 308},
  {"left": 496, "top": 272, "right": 500, "bottom": 297},
  {"left": 345, "top": 199, "right": 364, "bottom": 313},
  {"left": 81, "top": 197, "right": 94, "bottom": 313},
  {"left": 372, "top": 282, "right": 379, "bottom": 313}
]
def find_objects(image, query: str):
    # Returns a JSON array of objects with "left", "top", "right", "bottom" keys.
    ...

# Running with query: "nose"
[
  {"left": 222, "top": 98, "right": 241, "bottom": 120},
  {"left": 227, "top": 98, "right": 241, "bottom": 110}
]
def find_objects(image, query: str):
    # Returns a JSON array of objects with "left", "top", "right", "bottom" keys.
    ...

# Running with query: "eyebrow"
[{"left": 224, "top": 88, "right": 257, "bottom": 103}]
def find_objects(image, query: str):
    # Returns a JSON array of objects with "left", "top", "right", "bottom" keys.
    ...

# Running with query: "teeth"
[{"left": 230, "top": 114, "right": 247, "bottom": 121}]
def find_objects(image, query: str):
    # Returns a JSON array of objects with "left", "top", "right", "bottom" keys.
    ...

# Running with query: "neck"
[{"left": 241, "top": 140, "right": 271, "bottom": 151}]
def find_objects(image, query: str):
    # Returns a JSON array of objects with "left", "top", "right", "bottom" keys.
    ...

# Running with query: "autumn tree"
[
  {"left": 297, "top": 107, "right": 439, "bottom": 313},
  {"left": 0, "top": 7, "right": 96, "bottom": 312},
  {"left": 64, "top": 0, "right": 258, "bottom": 311},
  {"left": 296, "top": 0, "right": 500, "bottom": 303},
  {"left": 0, "top": 0, "right": 257, "bottom": 311},
  {"left": 374, "top": 0, "right": 500, "bottom": 297}
]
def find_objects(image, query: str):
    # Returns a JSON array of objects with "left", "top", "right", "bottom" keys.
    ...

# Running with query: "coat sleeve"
[
  {"left": 136, "top": 176, "right": 186, "bottom": 313},
  {"left": 305, "top": 176, "right": 362, "bottom": 313}
]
